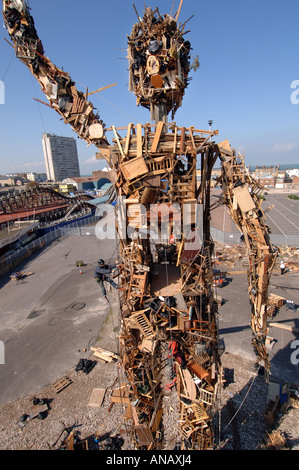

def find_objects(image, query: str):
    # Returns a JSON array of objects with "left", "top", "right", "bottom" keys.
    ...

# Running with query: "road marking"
[
  {"left": 265, "top": 212, "right": 287, "bottom": 236},
  {"left": 264, "top": 196, "right": 299, "bottom": 233},
  {"left": 268, "top": 196, "right": 299, "bottom": 218}
]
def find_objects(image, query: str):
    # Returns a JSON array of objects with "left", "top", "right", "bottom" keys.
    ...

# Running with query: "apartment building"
[{"left": 42, "top": 133, "right": 80, "bottom": 181}]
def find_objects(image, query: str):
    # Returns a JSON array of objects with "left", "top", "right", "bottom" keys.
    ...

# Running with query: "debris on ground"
[{"left": 0, "top": 299, "right": 298, "bottom": 451}]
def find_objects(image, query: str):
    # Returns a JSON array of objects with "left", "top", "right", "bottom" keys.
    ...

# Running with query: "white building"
[
  {"left": 26, "top": 172, "right": 37, "bottom": 182},
  {"left": 26, "top": 172, "right": 47, "bottom": 182},
  {"left": 42, "top": 133, "right": 80, "bottom": 181},
  {"left": 286, "top": 169, "right": 299, "bottom": 178}
]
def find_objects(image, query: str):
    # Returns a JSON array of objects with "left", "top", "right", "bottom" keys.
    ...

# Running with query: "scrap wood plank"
[
  {"left": 88, "top": 388, "right": 106, "bottom": 408},
  {"left": 174, "top": 0, "right": 184, "bottom": 22},
  {"left": 87, "top": 82, "right": 117, "bottom": 97},
  {"left": 124, "top": 123, "right": 133, "bottom": 157},
  {"left": 91, "top": 346, "right": 119, "bottom": 362},
  {"left": 232, "top": 184, "right": 256, "bottom": 213},
  {"left": 151, "top": 408, "right": 163, "bottom": 433},
  {"left": 182, "top": 368, "right": 197, "bottom": 400},
  {"left": 188, "top": 127, "right": 196, "bottom": 151},
  {"left": 149, "top": 392, "right": 163, "bottom": 428},
  {"left": 179, "top": 126, "right": 186, "bottom": 154},
  {"left": 134, "top": 425, "right": 154, "bottom": 445},
  {"left": 62, "top": 431, "right": 75, "bottom": 450},
  {"left": 268, "top": 322, "right": 299, "bottom": 334},
  {"left": 112, "top": 125, "right": 124, "bottom": 158},
  {"left": 136, "top": 123, "right": 143, "bottom": 158},
  {"left": 217, "top": 139, "right": 233, "bottom": 156},
  {"left": 28, "top": 401, "right": 49, "bottom": 420},
  {"left": 150, "top": 121, "right": 164, "bottom": 153}
]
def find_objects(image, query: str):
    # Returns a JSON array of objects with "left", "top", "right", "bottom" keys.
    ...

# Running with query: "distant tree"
[{"left": 25, "top": 181, "right": 40, "bottom": 190}]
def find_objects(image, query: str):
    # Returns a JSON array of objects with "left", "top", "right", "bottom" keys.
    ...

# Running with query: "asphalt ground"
[
  {"left": 261, "top": 194, "right": 299, "bottom": 236},
  {"left": 217, "top": 261, "right": 299, "bottom": 385},
  {"left": 0, "top": 211, "right": 298, "bottom": 407},
  {"left": 211, "top": 191, "right": 299, "bottom": 240},
  {"left": 0, "top": 215, "right": 118, "bottom": 405}
]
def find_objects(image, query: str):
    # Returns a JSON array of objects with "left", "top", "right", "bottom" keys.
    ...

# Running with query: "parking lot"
[
  {"left": 0, "top": 206, "right": 298, "bottom": 408},
  {"left": 262, "top": 194, "right": 299, "bottom": 236},
  {"left": 0, "top": 216, "right": 118, "bottom": 405},
  {"left": 211, "top": 191, "right": 299, "bottom": 246},
  {"left": 217, "top": 260, "right": 299, "bottom": 385}
]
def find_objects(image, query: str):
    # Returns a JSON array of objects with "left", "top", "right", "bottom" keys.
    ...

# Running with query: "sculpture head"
[{"left": 128, "top": 5, "right": 194, "bottom": 122}]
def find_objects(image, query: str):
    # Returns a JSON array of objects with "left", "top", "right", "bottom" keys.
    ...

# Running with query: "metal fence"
[
  {"left": 0, "top": 214, "right": 102, "bottom": 277},
  {"left": 210, "top": 227, "right": 241, "bottom": 245},
  {"left": 1, "top": 215, "right": 298, "bottom": 277},
  {"left": 211, "top": 226, "right": 299, "bottom": 247},
  {"left": 0, "top": 228, "right": 61, "bottom": 277},
  {"left": 58, "top": 214, "right": 100, "bottom": 237},
  {"left": 267, "top": 234, "right": 299, "bottom": 248}
]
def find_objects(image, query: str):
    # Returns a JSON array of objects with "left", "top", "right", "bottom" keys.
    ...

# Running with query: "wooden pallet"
[{"left": 52, "top": 376, "right": 73, "bottom": 394}]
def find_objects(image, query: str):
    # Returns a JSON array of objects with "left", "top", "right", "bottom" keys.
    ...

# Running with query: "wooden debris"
[
  {"left": 267, "top": 294, "right": 285, "bottom": 317},
  {"left": 269, "top": 322, "right": 299, "bottom": 334},
  {"left": 264, "top": 430, "right": 289, "bottom": 450},
  {"left": 2, "top": 1, "right": 108, "bottom": 148},
  {"left": 28, "top": 401, "right": 49, "bottom": 420},
  {"left": 52, "top": 376, "right": 73, "bottom": 394},
  {"left": 10, "top": 271, "right": 34, "bottom": 280},
  {"left": 75, "top": 260, "right": 85, "bottom": 267},
  {"left": 110, "top": 384, "right": 131, "bottom": 405},
  {"left": 88, "top": 388, "right": 106, "bottom": 408},
  {"left": 91, "top": 346, "right": 119, "bottom": 363},
  {"left": 128, "top": 6, "right": 194, "bottom": 119},
  {"left": 264, "top": 396, "right": 280, "bottom": 429}
]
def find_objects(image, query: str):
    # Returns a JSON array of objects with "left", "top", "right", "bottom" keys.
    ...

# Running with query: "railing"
[
  {"left": 210, "top": 226, "right": 299, "bottom": 247},
  {"left": 1, "top": 216, "right": 298, "bottom": 278},
  {"left": 0, "top": 229, "right": 61, "bottom": 277},
  {"left": 0, "top": 213, "right": 102, "bottom": 277}
]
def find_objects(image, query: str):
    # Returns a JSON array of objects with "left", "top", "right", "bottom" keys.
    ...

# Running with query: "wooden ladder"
[{"left": 131, "top": 311, "right": 155, "bottom": 338}]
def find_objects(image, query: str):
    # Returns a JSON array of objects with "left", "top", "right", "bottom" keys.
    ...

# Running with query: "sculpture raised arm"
[{"left": 2, "top": 0, "right": 109, "bottom": 149}]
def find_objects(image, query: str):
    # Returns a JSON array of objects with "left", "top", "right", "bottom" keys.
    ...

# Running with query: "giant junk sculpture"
[{"left": 3, "top": 0, "right": 277, "bottom": 449}]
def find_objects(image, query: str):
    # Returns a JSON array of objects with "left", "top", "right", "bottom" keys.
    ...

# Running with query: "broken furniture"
[{"left": 128, "top": 5, "right": 194, "bottom": 120}]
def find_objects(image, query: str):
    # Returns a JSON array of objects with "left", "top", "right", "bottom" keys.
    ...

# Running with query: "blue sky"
[{"left": 1, "top": 0, "right": 299, "bottom": 176}]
